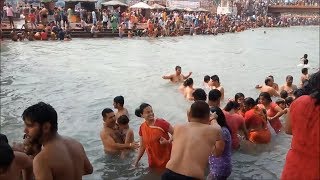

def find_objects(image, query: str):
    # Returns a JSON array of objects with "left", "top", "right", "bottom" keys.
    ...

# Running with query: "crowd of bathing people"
[
  {"left": 2, "top": 2, "right": 320, "bottom": 41},
  {"left": 0, "top": 53, "right": 319, "bottom": 180}
]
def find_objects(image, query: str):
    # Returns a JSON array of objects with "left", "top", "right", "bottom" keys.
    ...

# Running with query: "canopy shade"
[
  {"left": 129, "top": 2, "right": 152, "bottom": 9},
  {"left": 101, "top": 0, "right": 128, "bottom": 6},
  {"left": 151, "top": 3, "right": 165, "bottom": 9}
]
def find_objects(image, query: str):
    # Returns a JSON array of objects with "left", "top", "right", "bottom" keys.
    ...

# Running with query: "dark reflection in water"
[{"left": 1, "top": 26, "right": 319, "bottom": 180}]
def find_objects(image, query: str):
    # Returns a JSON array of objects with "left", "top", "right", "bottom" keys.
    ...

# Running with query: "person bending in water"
[
  {"left": 279, "top": 75, "right": 298, "bottom": 97},
  {"left": 259, "top": 77, "right": 280, "bottom": 97},
  {"left": 22, "top": 102, "right": 93, "bottom": 179},
  {"left": 163, "top": 101, "right": 223, "bottom": 180},
  {"left": 162, "top": 66, "right": 192, "bottom": 83},
  {"left": 210, "top": 75, "right": 225, "bottom": 99},
  {"left": 113, "top": 96, "right": 129, "bottom": 120},
  {"left": 0, "top": 140, "right": 33, "bottom": 180},
  {"left": 100, "top": 108, "right": 139, "bottom": 153}
]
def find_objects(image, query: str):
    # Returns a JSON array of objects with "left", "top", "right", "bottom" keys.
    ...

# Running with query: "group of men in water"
[{"left": 0, "top": 54, "right": 316, "bottom": 180}]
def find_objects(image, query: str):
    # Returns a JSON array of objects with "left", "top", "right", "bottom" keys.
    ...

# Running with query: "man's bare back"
[
  {"left": 166, "top": 122, "right": 221, "bottom": 179},
  {"left": 0, "top": 151, "right": 33, "bottom": 180},
  {"left": 33, "top": 135, "right": 93, "bottom": 180},
  {"left": 260, "top": 85, "right": 279, "bottom": 97}
]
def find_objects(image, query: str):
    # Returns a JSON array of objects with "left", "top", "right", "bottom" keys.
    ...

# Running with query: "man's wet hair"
[
  {"left": 183, "top": 78, "right": 193, "bottom": 87},
  {"left": 193, "top": 88, "right": 207, "bottom": 101},
  {"left": 304, "top": 54, "right": 308, "bottom": 58},
  {"left": 204, "top": 75, "right": 210, "bottom": 83},
  {"left": 118, "top": 115, "right": 129, "bottom": 125},
  {"left": 22, "top": 102, "right": 58, "bottom": 132},
  {"left": 280, "top": 90, "right": 288, "bottom": 99},
  {"left": 190, "top": 101, "right": 210, "bottom": 119},
  {"left": 208, "top": 89, "right": 221, "bottom": 101},
  {"left": 0, "top": 142, "right": 15, "bottom": 171},
  {"left": 0, "top": 134, "right": 8, "bottom": 144},
  {"left": 265, "top": 77, "right": 272, "bottom": 85},
  {"left": 114, "top": 96, "right": 124, "bottom": 106},
  {"left": 102, "top": 108, "right": 113, "bottom": 118},
  {"left": 175, "top": 66, "right": 181, "bottom": 71},
  {"left": 302, "top": 68, "right": 308, "bottom": 74},
  {"left": 224, "top": 101, "right": 240, "bottom": 112},
  {"left": 286, "top": 75, "right": 293, "bottom": 81},
  {"left": 210, "top": 75, "right": 220, "bottom": 83}
]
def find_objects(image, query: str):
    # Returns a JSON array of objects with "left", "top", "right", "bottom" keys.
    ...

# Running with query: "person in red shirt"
[
  {"left": 134, "top": 103, "right": 173, "bottom": 169},
  {"left": 40, "top": 30, "right": 48, "bottom": 40},
  {"left": 29, "top": 11, "right": 37, "bottom": 30}
]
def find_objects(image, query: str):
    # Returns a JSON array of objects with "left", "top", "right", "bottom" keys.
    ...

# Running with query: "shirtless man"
[
  {"left": 100, "top": 108, "right": 139, "bottom": 153},
  {"left": 208, "top": 89, "right": 222, "bottom": 108},
  {"left": 162, "top": 66, "right": 192, "bottom": 83},
  {"left": 260, "top": 77, "right": 280, "bottom": 97},
  {"left": 210, "top": 75, "right": 225, "bottom": 99},
  {"left": 163, "top": 101, "right": 223, "bottom": 179},
  {"left": 300, "top": 68, "right": 309, "bottom": 87},
  {"left": 0, "top": 142, "right": 33, "bottom": 180},
  {"left": 113, "top": 96, "right": 129, "bottom": 120},
  {"left": 256, "top": 75, "right": 279, "bottom": 91},
  {"left": 22, "top": 102, "right": 93, "bottom": 180},
  {"left": 279, "top": 75, "right": 298, "bottom": 96}
]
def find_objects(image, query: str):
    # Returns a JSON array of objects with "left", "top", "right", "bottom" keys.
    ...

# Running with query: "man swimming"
[
  {"left": 22, "top": 102, "right": 93, "bottom": 180},
  {"left": 162, "top": 66, "right": 192, "bottom": 83}
]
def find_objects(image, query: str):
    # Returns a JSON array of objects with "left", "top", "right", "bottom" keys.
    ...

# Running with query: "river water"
[{"left": 1, "top": 26, "right": 319, "bottom": 180}]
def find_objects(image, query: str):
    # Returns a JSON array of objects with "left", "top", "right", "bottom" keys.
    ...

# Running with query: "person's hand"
[
  {"left": 129, "top": 142, "right": 140, "bottom": 149},
  {"left": 159, "top": 137, "right": 169, "bottom": 145}
]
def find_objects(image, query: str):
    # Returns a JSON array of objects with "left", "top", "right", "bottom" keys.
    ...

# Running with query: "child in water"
[{"left": 117, "top": 115, "right": 134, "bottom": 158}]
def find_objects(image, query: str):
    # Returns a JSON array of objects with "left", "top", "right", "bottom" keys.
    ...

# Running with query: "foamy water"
[{"left": 1, "top": 26, "right": 319, "bottom": 179}]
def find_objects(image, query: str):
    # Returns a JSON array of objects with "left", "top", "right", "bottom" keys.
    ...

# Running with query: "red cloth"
[
  {"left": 139, "top": 118, "right": 171, "bottom": 168},
  {"left": 281, "top": 95, "right": 320, "bottom": 180},
  {"left": 29, "top": 13, "right": 36, "bottom": 22},
  {"left": 224, "top": 111, "right": 245, "bottom": 149},
  {"left": 40, "top": 32, "right": 47, "bottom": 40},
  {"left": 267, "top": 102, "right": 283, "bottom": 133}
]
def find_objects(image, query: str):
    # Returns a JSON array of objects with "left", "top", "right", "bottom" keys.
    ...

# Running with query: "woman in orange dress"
[
  {"left": 243, "top": 97, "right": 271, "bottom": 144},
  {"left": 282, "top": 71, "right": 320, "bottom": 180},
  {"left": 134, "top": 103, "right": 173, "bottom": 169}
]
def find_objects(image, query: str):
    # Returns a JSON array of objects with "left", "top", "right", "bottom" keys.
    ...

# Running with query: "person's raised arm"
[
  {"left": 183, "top": 72, "right": 192, "bottom": 79},
  {"left": 134, "top": 136, "right": 145, "bottom": 167},
  {"left": 33, "top": 153, "right": 53, "bottom": 180},
  {"left": 162, "top": 74, "right": 173, "bottom": 80}
]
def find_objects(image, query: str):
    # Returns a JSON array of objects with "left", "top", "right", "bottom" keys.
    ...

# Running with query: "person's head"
[
  {"left": 210, "top": 75, "right": 220, "bottom": 85},
  {"left": 265, "top": 77, "right": 272, "bottom": 86},
  {"left": 280, "top": 90, "right": 288, "bottom": 99},
  {"left": 210, "top": 107, "right": 231, "bottom": 133},
  {"left": 175, "top": 66, "right": 181, "bottom": 75},
  {"left": 193, "top": 88, "right": 207, "bottom": 101},
  {"left": 113, "top": 96, "right": 124, "bottom": 109},
  {"left": 285, "top": 96, "right": 293, "bottom": 107},
  {"left": 22, "top": 102, "right": 58, "bottom": 143},
  {"left": 235, "top": 93, "right": 245, "bottom": 105},
  {"left": 286, "top": 75, "right": 293, "bottom": 86},
  {"left": 0, "top": 142, "right": 15, "bottom": 174},
  {"left": 224, "top": 101, "right": 240, "bottom": 112},
  {"left": 203, "top": 75, "right": 210, "bottom": 83},
  {"left": 187, "top": 101, "right": 210, "bottom": 123},
  {"left": 208, "top": 89, "right": 222, "bottom": 103},
  {"left": 117, "top": 115, "right": 129, "bottom": 130},
  {"left": 259, "top": 92, "right": 272, "bottom": 105},
  {"left": 302, "top": 68, "right": 308, "bottom": 75},
  {"left": 135, "top": 103, "right": 154, "bottom": 121},
  {"left": 0, "top": 134, "right": 8, "bottom": 144},
  {"left": 276, "top": 98, "right": 286, "bottom": 109},
  {"left": 268, "top": 75, "right": 275, "bottom": 82},
  {"left": 302, "top": 71, "right": 320, "bottom": 105},
  {"left": 101, "top": 108, "right": 116, "bottom": 128},
  {"left": 303, "top": 54, "right": 308, "bottom": 58},
  {"left": 244, "top": 97, "right": 256, "bottom": 111},
  {"left": 183, "top": 78, "right": 193, "bottom": 87}
]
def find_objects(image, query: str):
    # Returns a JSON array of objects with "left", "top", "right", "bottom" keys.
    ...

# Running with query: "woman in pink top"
[
  {"left": 282, "top": 71, "right": 320, "bottom": 180},
  {"left": 223, "top": 101, "right": 248, "bottom": 150},
  {"left": 259, "top": 92, "right": 285, "bottom": 134},
  {"left": 6, "top": 5, "right": 14, "bottom": 28}
]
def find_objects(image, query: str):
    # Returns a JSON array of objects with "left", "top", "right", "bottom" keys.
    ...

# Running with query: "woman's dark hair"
[
  {"left": 234, "top": 93, "right": 245, "bottom": 102},
  {"left": 280, "top": 90, "right": 288, "bottom": 99},
  {"left": 193, "top": 88, "right": 207, "bottom": 101},
  {"left": 210, "top": 75, "right": 220, "bottom": 83},
  {"left": 224, "top": 101, "right": 240, "bottom": 112},
  {"left": 210, "top": 107, "right": 231, "bottom": 134},
  {"left": 118, "top": 115, "right": 129, "bottom": 125},
  {"left": 183, "top": 78, "right": 193, "bottom": 87},
  {"left": 285, "top": 96, "right": 294, "bottom": 106},
  {"left": 0, "top": 134, "right": 8, "bottom": 144},
  {"left": 302, "top": 71, "right": 320, "bottom": 105},
  {"left": 0, "top": 142, "right": 15, "bottom": 170},
  {"left": 22, "top": 102, "right": 58, "bottom": 132},
  {"left": 244, "top": 97, "right": 256, "bottom": 109},
  {"left": 259, "top": 92, "right": 272, "bottom": 103},
  {"left": 135, "top": 103, "right": 151, "bottom": 117}
]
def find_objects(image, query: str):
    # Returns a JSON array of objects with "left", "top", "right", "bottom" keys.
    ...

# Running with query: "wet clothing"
[
  {"left": 224, "top": 111, "right": 245, "bottom": 149},
  {"left": 266, "top": 102, "right": 283, "bottom": 133},
  {"left": 281, "top": 95, "right": 320, "bottom": 180},
  {"left": 162, "top": 169, "right": 198, "bottom": 180}
]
